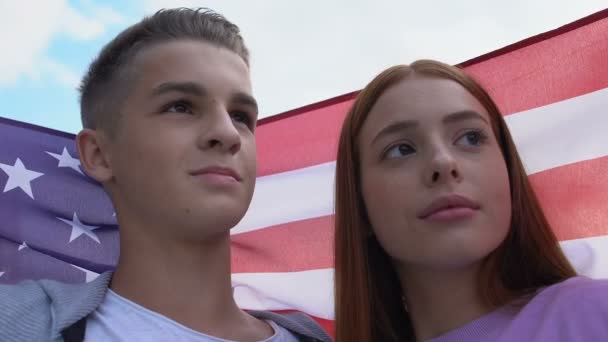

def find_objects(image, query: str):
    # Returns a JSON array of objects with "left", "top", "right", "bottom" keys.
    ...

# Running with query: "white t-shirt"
[{"left": 84, "top": 289, "right": 300, "bottom": 342}]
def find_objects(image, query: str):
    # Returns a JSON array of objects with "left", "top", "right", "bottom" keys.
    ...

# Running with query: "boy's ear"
[{"left": 76, "top": 128, "right": 113, "bottom": 183}]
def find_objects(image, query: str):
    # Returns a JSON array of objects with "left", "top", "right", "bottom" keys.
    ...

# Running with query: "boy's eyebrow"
[
  {"left": 151, "top": 81, "right": 207, "bottom": 97},
  {"left": 151, "top": 82, "right": 259, "bottom": 115},
  {"left": 231, "top": 92, "right": 259, "bottom": 115}
]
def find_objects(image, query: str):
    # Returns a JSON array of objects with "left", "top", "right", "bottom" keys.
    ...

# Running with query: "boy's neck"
[{"left": 110, "top": 227, "right": 272, "bottom": 340}]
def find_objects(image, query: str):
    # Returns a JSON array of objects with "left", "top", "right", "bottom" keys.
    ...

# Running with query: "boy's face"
[{"left": 105, "top": 40, "right": 257, "bottom": 239}]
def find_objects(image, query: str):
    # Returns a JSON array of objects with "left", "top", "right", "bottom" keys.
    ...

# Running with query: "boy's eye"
[
  {"left": 230, "top": 111, "right": 254, "bottom": 129},
  {"left": 164, "top": 100, "right": 192, "bottom": 114},
  {"left": 231, "top": 111, "right": 248, "bottom": 123}
]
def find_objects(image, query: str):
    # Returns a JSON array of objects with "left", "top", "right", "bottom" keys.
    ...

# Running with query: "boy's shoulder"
[
  {"left": 0, "top": 279, "right": 54, "bottom": 341},
  {"left": 0, "top": 273, "right": 112, "bottom": 342},
  {"left": 0, "top": 275, "right": 334, "bottom": 342}
]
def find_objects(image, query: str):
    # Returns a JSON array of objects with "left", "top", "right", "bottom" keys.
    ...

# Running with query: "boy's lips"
[{"left": 190, "top": 166, "right": 242, "bottom": 182}]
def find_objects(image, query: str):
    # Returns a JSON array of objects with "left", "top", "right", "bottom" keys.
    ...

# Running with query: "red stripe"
[
  {"left": 256, "top": 98, "right": 352, "bottom": 176},
  {"left": 233, "top": 156, "right": 608, "bottom": 273},
  {"left": 530, "top": 156, "right": 608, "bottom": 241},
  {"left": 465, "top": 14, "right": 608, "bottom": 116},
  {"left": 459, "top": 9, "right": 608, "bottom": 68},
  {"left": 231, "top": 215, "right": 333, "bottom": 273},
  {"left": 314, "top": 317, "right": 334, "bottom": 337},
  {"left": 255, "top": 11, "right": 608, "bottom": 176}
]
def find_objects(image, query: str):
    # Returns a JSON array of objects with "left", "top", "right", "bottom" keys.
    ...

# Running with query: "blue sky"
[
  {"left": 1, "top": 0, "right": 606, "bottom": 134},
  {"left": 0, "top": 0, "right": 140, "bottom": 133}
]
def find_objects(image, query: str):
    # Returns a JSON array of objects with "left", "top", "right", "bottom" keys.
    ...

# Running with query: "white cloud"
[
  {"left": 141, "top": 0, "right": 607, "bottom": 118},
  {"left": 92, "top": 5, "right": 127, "bottom": 25},
  {"left": 43, "top": 60, "right": 81, "bottom": 88},
  {"left": 0, "top": 0, "right": 125, "bottom": 87},
  {"left": 61, "top": 4, "right": 107, "bottom": 40}
]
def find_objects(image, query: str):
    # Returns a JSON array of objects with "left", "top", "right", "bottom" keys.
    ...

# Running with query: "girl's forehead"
[{"left": 360, "top": 77, "right": 490, "bottom": 138}]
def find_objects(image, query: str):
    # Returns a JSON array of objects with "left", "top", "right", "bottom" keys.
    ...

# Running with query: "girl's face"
[{"left": 358, "top": 76, "right": 511, "bottom": 271}]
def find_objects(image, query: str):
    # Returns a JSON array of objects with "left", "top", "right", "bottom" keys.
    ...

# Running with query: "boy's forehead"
[
  {"left": 129, "top": 40, "right": 252, "bottom": 94},
  {"left": 135, "top": 40, "right": 248, "bottom": 72}
]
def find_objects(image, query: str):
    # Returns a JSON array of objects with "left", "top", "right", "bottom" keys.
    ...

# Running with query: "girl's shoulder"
[
  {"left": 523, "top": 276, "right": 608, "bottom": 337},
  {"left": 535, "top": 276, "right": 608, "bottom": 304}
]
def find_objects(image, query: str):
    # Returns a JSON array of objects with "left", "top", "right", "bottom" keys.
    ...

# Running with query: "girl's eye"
[
  {"left": 455, "top": 130, "right": 487, "bottom": 147},
  {"left": 384, "top": 143, "right": 415, "bottom": 159}
]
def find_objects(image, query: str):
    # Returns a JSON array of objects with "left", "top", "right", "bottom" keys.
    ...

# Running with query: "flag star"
[
  {"left": 0, "top": 158, "right": 44, "bottom": 199},
  {"left": 46, "top": 147, "right": 83, "bottom": 175},
  {"left": 18, "top": 242, "right": 28, "bottom": 251},
  {"left": 71, "top": 265, "right": 100, "bottom": 283},
  {"left": 58, "top": 213, "right": 101, "bottom": 244}
]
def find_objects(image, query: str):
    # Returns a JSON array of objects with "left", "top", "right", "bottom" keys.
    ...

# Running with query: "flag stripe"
[
  {"left": 232, "top": 215, "right": 333, "bottom": 273},
  {"left": 530, "top": 156, "right": 608, "bottom": 241},
  {"left": 560, "top": 235, "right": 608, "bottom": 279},
  {"left": 230, "top": 153, "right": 608, "bottom": 273},
  {"left": 464, "top": 9, "right": 608, "bottom": 115},
  {"left": 233, "top": 162, "right": 335, "bottom": 235},
  {"left": 507, "top": 88, "right": 608, "bottom": 174},
  {"left": 255, "top": 13, "right": 608, "bottom": 177},
  {"left": 231, "top": 161, "right": 608, "bottom": 274},
  {"left": 232, "top": 268, "right": 334, "bottom": 319},
  {"left": 458, "top": 9, "right": 608, "bottom": 69},
  {"left": 256, "top": 97, "right": 352, "bottom": 176},
  {"left": 235, "top": 156, "right": 608, "bottom": 242},
  {"left": 235, "top": 88, "right": 608, "bottom": 236},
  {"left": 231, "top": 235, "right": 608, "bottom": 319}
]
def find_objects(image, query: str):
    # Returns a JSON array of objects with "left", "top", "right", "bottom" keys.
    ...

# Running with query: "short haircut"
[{"left": 79, "top": 8, "right": 249, "bottom": 135}]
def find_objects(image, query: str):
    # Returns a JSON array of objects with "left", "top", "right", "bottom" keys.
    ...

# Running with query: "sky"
[{"left": 0, "top": 0, "right": 606, "bottom": 134}]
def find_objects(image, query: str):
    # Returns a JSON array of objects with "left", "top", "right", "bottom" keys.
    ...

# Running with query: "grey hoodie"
[{"left": 0, "top": 272, "right": 332, "bottom": 342}]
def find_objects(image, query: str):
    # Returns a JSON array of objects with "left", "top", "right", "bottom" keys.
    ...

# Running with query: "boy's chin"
[{"left": 178, "top": 209, "right": 247, "bottom": 236}]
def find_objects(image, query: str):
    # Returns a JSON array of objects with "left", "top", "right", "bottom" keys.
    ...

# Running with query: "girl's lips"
[{"left": 418, "top": 194, "right": 480, "bottom": 220}]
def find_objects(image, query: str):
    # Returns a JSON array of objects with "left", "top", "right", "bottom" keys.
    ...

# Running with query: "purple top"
[{"left": 428, "top": 276, "right": 608, "bottom": 342}]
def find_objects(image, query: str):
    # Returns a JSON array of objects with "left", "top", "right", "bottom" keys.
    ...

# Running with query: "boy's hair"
[{"left": 79, "top": 8, "right": 249, "bottom": 135}]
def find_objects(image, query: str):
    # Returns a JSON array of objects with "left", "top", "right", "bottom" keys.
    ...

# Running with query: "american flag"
[{"left": 1, "top": 8, "right": 607, "bottom": 333}]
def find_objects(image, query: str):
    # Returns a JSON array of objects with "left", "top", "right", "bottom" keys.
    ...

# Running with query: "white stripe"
[
  {"left": 232, "top": 162, "right": 335, "bottom": 234},
  {"left": 233, "top": 268, "right": 334, "bottom": 319},
  {"left": 561, "top": 234, "right": 608, "bottom": 279},
  {"left": 233, "top": 88, "right": 608, "bottom": 235},
  {"left": 505, "top": 87, "right": 608, "bottom": 174},
  {"left": 231, "top": 236, "right": 608, "bottom": 319}
]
